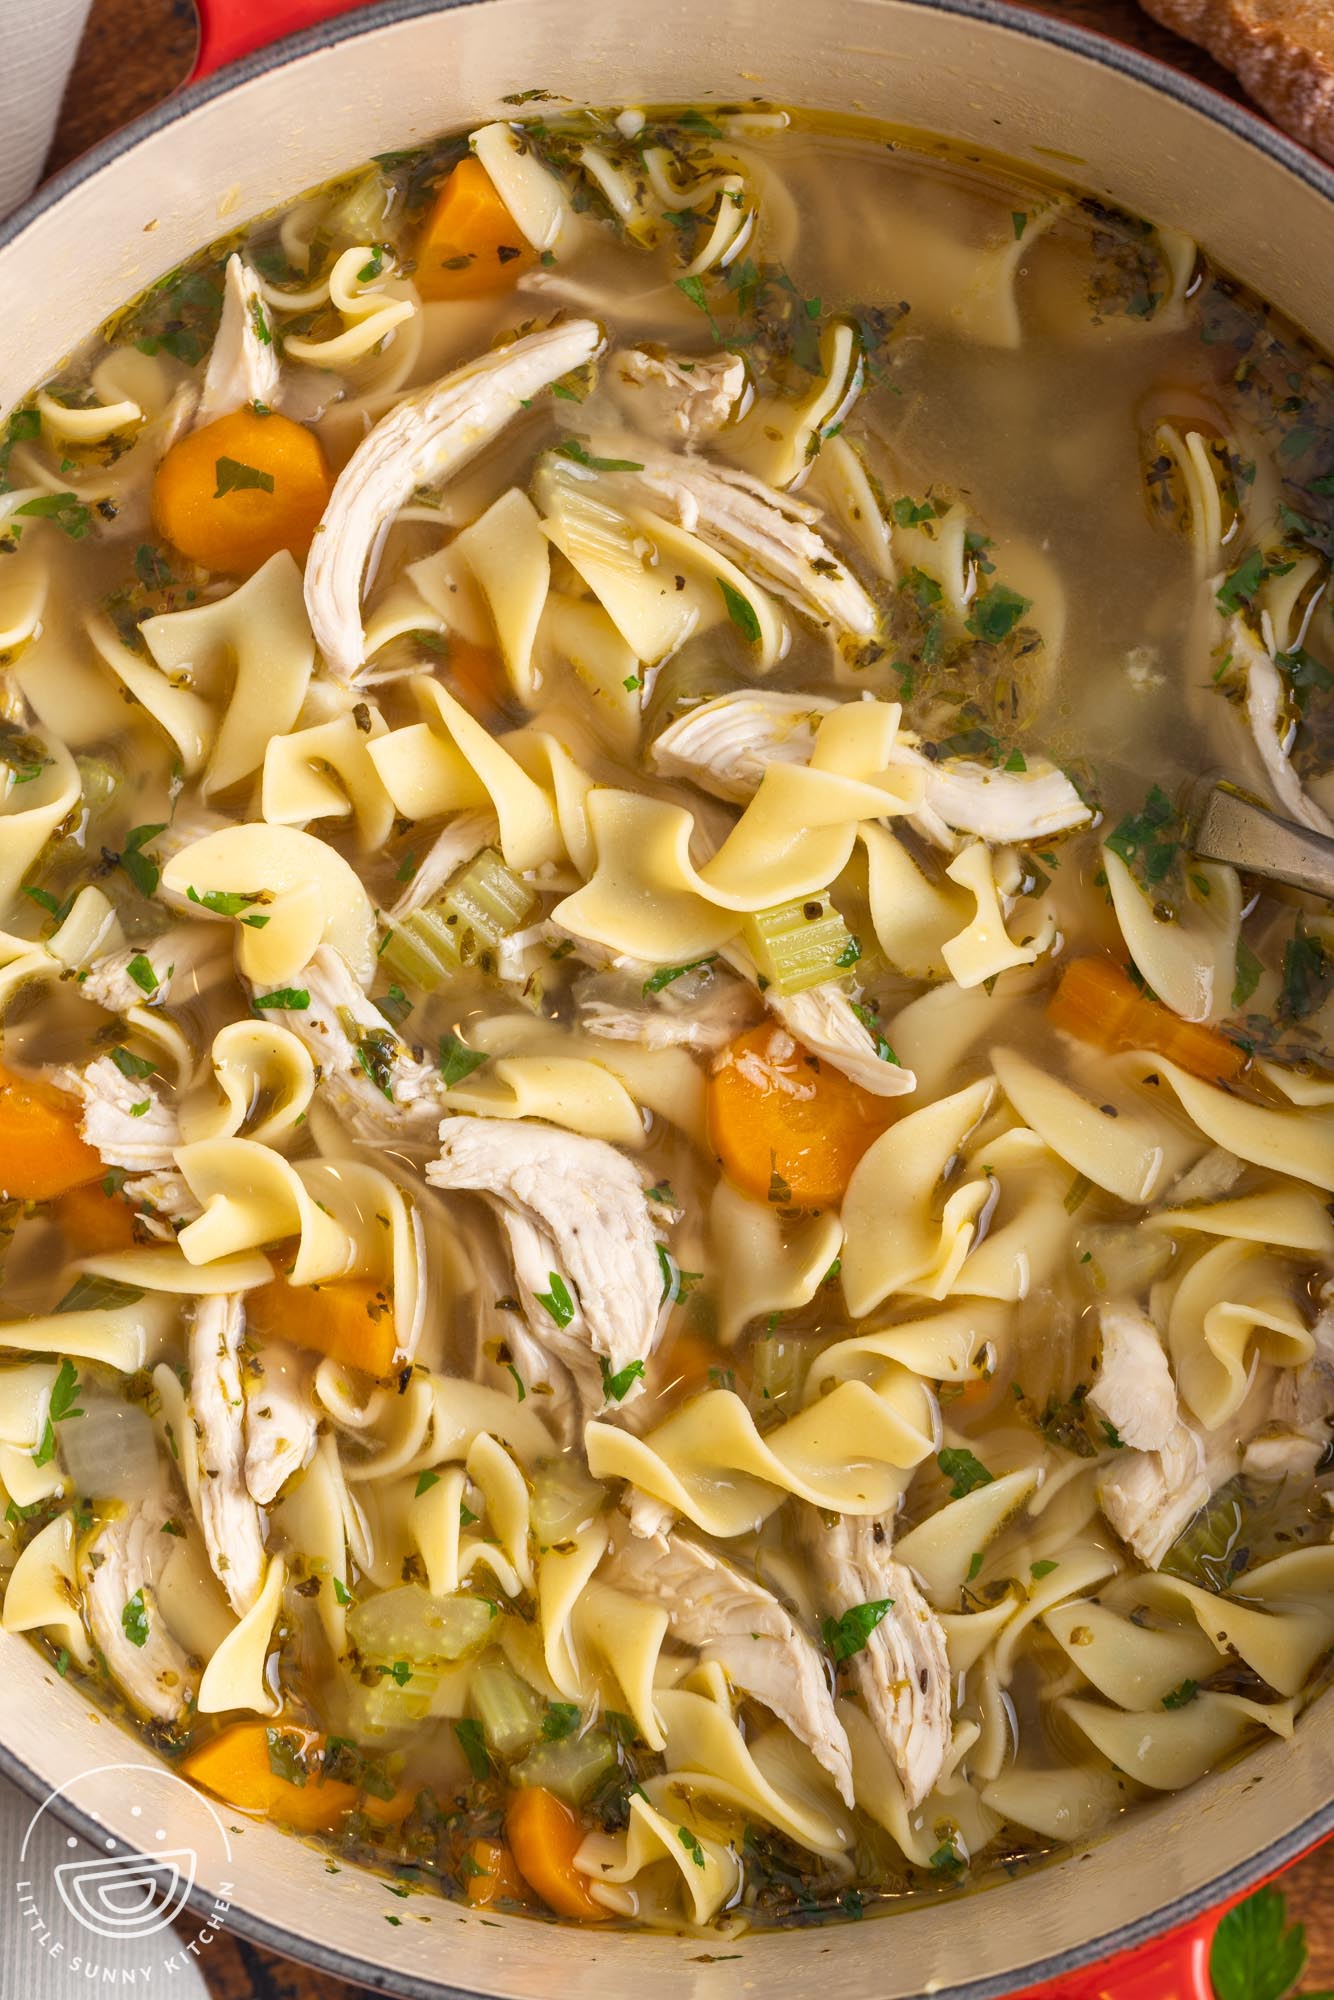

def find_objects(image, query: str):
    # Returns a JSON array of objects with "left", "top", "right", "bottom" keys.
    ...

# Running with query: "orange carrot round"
[
  {"left": 246, "top": 1270, "right": 397, "bottom": 1377},
  {"left": 182, "top": 1723, "right": 413, "bottom": 1834},
  {"left": 414, "top": 156, "right": 535, "bottom": 301},
  {"left": 707, "top": 1023, "right": 893, "bottom": 1208},
  {"left": 53, "top": 1179, "right": 138, "bottom": 1253},
  {"left": 463, "top": 1836, "right": 530, "bottom": 1908},
  {"left": 0, "top": 1065, "right": 102, "bottom": 1200},
  {"left": 151, "top": 407, "right": 332, "bottom": 576},
  {"left": 505, "top": 1786, "right": 606, "bottom": 1921},
  {"left": 1048, "top": 955, "right": 1246, "bottom": 1086}
]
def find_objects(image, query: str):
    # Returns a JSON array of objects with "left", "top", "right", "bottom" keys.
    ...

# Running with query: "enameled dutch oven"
[{"left": 0, "top": 2, "right": 1332, "bottom": 1993}]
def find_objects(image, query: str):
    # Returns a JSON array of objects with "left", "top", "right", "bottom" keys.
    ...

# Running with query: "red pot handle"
[
  {"left": 1017, "top": 1910, "right": 1217, "bottom": 1999},
  {"left": 193, "top": 0, "right": 374, "bottom": 79}
]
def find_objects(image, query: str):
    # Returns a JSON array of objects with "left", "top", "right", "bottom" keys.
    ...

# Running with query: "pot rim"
[{"left": 2, "top": 2, "right": 1333, "bottom": 1992}]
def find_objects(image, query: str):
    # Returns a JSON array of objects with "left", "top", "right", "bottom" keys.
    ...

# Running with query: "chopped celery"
[
  {"left": 471, "top": 1659, "right": 544, "bottom": 1759},
  {"left": 530, "top": 1457, "right": 606, "bottom": 1550},
  {"left": 1161, "top": 1478, "right": 1252, "bottom": 1593},
  {"left": 324, "top": 169, "right": 392, "bottom": 247},
  {"left": 743, "top": 895, "right": 857, "bottom": 995},
  {"left": 512, "top": 1728, "right": 616, "bottom": 1805},
  {"left": 347, "top": 1584, "right": 495, "bottom": 1665},
  {"left": 750, "top": 1331, "right": 812, "bottom": 1416},
  {"left": 379, "top": 847, "right": 536, "bottom": 991}
]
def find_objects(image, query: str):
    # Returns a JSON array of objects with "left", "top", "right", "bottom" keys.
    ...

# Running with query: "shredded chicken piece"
[
  {"left": 652, "top": 691, "right": 838, "bottom": 802},
  {"left": 1243, "top": 1304, "right": 1334, "bottom": 1482},
  {"left": 764, "top": 982, "right": 917, "bottom": 1099},
  {"left": 802, "top": 1511, "right": 950, "bottom": 1809},
  {"left": 575, "top": 966, "right": 759, "bottom": 1053},
  {"left": 122, "top": 1170, "right": 200, "bottom": 1237},
  {"left": 1165, "top": 1147, "right": 1245, "bottom": 1206},
  {"left": 610, "top": 346, "right": 745, "bottom": 442},
  {"left": 305, "top": 320, "right": 604, "bottom": 679},
  {"left": 426, "top": 1116, "right": 663, "bottom": 1413},
  {"left": 190, "top": 1295, "right": 267, "bottom": 1616},
  {"left": 274, "top": 945, "right": 444, "bottom": 1143},
  {"left": 79, "top": 928, "right": 230, "bottom": 1017},
  {"left": 601, "top": 446, "right": 877, "bottom": 637},
  {"left": 652, "top": 690, "right": 1087, "bottom": 847},
  {"left": 1089, "top": 1302, "right": 1179, "bottom": 1453},
  {"left": 81, "top": 1492, "right": 195, "bottom": 1723},
  {"left": 195, "top": 254, "right": 281, "bottom": 429},
  {"left": 1099, "top": 1422, "right": 1212, "bottom": 1569},
  {"left": 50, "top": 1055, "right": 180, "bottom": 1173},
  {"left": 467, "top": 1224, "right": 577, "bottom": 1443},
  {"left": 1231, "top": 614, "right": 1334, "bottom": 835},
  {"left": 606, "top": 1527, "right": 855, "bottom": 1807},
  {"left": 244, "top": 1339, "right": 318, "bottom": 1506}
]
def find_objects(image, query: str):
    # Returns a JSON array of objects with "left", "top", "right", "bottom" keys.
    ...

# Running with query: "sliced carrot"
[
  {"left": 53, "top": 1179, "right": 138, "bottom": 1253},
  {"left": 707, "top": 1023, "right": 894, "bottom": 1208},
  {"left": 1048, "top": 956, "right": 1246, "bottom": 1086},
  {"left": 414, "top": 156, "right": 535, "bottom": 302},
  {"left": 0, "top": 1064, "right": 101, "bottom": 1201},
  {"left": 463, "top": 1836, "right": 530, "bottom": 1908},
  {"left": 183, "top": 1723, "right": 413, "bottom": 1834},
  {"left": 151, "top": 407, "right": 332, "bottom": 577},
  {"left": 446, "top": 637, "right": 510, "bottom": 720},
  {"left": 505, "top": 1785, "right": 606, "bottom": 1922},
  {"left": 246, "top": 1271, "right": 398, "bottom": 1377},
  {"left": 658, "top": 1330, "right": 729, "bottom": 1402}
]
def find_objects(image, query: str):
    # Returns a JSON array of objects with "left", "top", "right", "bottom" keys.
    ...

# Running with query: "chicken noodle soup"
[{"left": 0, "top": 102, "right": 1332, "bottom": 1932}]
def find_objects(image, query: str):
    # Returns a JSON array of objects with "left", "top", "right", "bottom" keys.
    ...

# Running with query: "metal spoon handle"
[{"left": 1190, "top": 782, "right": 1334, "bottom": 900}]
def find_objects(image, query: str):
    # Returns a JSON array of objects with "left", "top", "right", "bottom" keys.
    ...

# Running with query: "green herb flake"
[
  {"left": 600, "top": 1356, "right": 645, "bottom": 1403},
  {"left": 214, "top": 457, "right": 275, "bottom": 498},
  {"left": 555, "top": 437, "right": 645, "bottom": 473},
  {"left": 14, "top": 492, "right": 92, "bottom": 539},
  {"left": 438, "top": 1031, "right": 489, "bottom": 1088},
  {"left": 677, "top": 1825, "right": 707, "bottom": 1868},
  {"left": 1029, "top": 1559, "right": 1059, "bottom": 1582},
  {"left": 966, "top": 583, "right": 1032, "bottom": 645},
  {"left": 454, "top": 1716, "right": 492, "bottom": 1782},
  {"left": 542, "top": 1702, "right": 581, "bottom": 1741},
  {"left": 1232, "top": 938, "right": 1263, "bottom": 1011},
  {"left": 55, "top": 1274, "right": 145, "bottom": 1315},
  {"left": 253, "top": 987, "right": 310, "bottom": 1011},
  {"left": 1162, "top": 1678, "right": 1199, "bottom": 1710},
  {"left": 536, "top": 1272, "right": 576, "bottom": 1327},
  {"left": 332, "top": 1578, "right": 352, "bottom": 1607},
  {"left": 717, "top": 577, "right": 761, "bottom": 643},
  {"left": 414, "top": 1470, "right": 440, "bottom": 1497},
  {"left": 110, "top": 1045, "right": 156, "bottom": 1080},
  {"left": 821, "top": 1597, "right": 894, "bottom": 1662},
  {"left": 643, "top": 955, "right": 715, "bottom": 996},
  {"left": 938, "top": 1446, "right": 994, "bottom": 1498},
  {"left": 125, "top": 952, "right": 159, "bottom": 995},
  {"left": 121, "top": 1590, "right": 150, "bottom": 1649},
  {"left": 118, "top": 822, "right": 167, "bottom": 899}
]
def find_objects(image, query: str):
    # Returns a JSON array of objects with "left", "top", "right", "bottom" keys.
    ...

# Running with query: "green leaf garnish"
[
  {"left": 821, "top": 1598, "right": 894, "bottom": 1662},
  {"left": 937, "top": 1446, "right": 994, "bottom": 1498},
  {"left": 214, "top": 457, "right": 275, "bottom": 498}
]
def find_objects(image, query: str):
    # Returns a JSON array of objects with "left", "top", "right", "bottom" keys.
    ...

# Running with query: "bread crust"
[{"left": 1139, "top": 0, "right": 1334, "bottom": 165}]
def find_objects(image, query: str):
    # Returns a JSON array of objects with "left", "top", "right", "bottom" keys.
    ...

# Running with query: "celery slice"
[
  {"left": 379, "top": 848, "right": 537, "bottom": 992},
  {"left": 471, "top": 1659, "right": 544, "bottom": 1760},
  {"left": 743, "top": 895, "right": 857, "bottom": 995},
  {"left": 512, "top": 1728, "right": 616, "bottom": 1805}
]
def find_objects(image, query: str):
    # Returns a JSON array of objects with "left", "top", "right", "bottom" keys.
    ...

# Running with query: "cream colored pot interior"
[{"left": 1, "top": 3, "right": 1332, "bottom": 1994}]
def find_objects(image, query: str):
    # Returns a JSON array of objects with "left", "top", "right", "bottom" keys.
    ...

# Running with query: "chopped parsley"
[
  {"left": 214, "top": 457, "right": 275, "bottom": 498},
  {"left": 414, "top": 1470, "right": 439, "bottom": 1497},
  {"left": 1161, "top": 1679, "right": 1199, "bottom": 1709},
  {"left": 32, "top": 1357, "right": 84, "bottom": 1467},
  {"left": 717, "top": 577, "right": 761, "bottom": 643},
  {"left": 110, "top": 1045, "right": 156, "bottom": 1080},
  {"left": 13, "top": 491, "right": 92, "bottom": 539},
  {"left": 454, "top": 1717, "right": 491, "bottom": 1781},
  {"left": 121, "top": 1591, "right": 150, "bottom": 1649},
  {"left": 253, "top": 987, "right": 310, "bottom": 1010},
  {"left": 643, "top": 955, "right": 715, "bottom": 995},
  {"left": 555, "top": 438, "right": 644, "bottom": 473},
  {"left": 938, "top": 1445, "right": 994, "bottom": 1498},
  {"left": 117, "top": 823, "right": 167, "bottom": 899},
  {"left": 821, "top": 1598, "right": 894, "bottom": 1662},
  {"left": 542, "top": 1702, "right": 581, "bottom": 1741},
  {"left": 125, "top": 952, "right": 159, "bottom": 995},
  {"left": 438, "top": 1031, "right": 489, "bottom": 1087},
  {"left": 1105, "top": 784, "right": 1182, "bottom": 889},
  {"left": 966, "top": 582, "right": 1031, "bottom": 645},
  {"left": 535, "top": 1272, "right": 576, "bottom": 1327},
  {"left": 600, "top": 1356, "right": 645, "bottom": 1402},
  {"left": 677, "top": 1826, "right": 707, "bottom": 1868}
]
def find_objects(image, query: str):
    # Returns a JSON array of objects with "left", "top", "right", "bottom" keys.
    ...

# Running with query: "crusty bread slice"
[{"left": 1139, "top": 0, "right": 1334, "bottom": 165}]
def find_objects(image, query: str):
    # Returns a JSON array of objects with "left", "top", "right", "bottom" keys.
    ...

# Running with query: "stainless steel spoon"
[{"left": 1189, "top": 781, "right": 1334, "bottom": 900}]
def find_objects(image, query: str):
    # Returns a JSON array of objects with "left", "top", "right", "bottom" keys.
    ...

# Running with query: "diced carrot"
[
  {"left": 446, "top": 637, "right": 510, "bottom": 720},
  {"left": 151, "top": 407, "right": 332, "bottom": 577},
  {"left": 659, "top": 1330, "right": 729, "bottom": 1402},
  {"left": 506, "top": 1786, "right": 607, "bottom": 1922},
  {"left": 463, "top": 1836, "right": 530, "bottom": 1908},
  {"left": 246, "top": 1271, "right": 398, "bottom": 1377},
  {"left": 0, "top": 1064, "right": 102, "bottom": 1201},
  {"left": 182, "top": 1723, "right": 414, "bottom": 1834},
  {"left": 707, "top": 1023, "right": 894, "bottom": 1208},
  {"left": 1047, "top": 956, "right": 1246, "bottom": 1086},
  {"left": 53, "top": 1179, "right": 138, "bottom": 1253},
  {"left": 414, "top": 156, "right": 535, "bottom": 301}
]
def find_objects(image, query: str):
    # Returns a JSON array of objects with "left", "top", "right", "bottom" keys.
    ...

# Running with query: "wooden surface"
[{"left": 37, "top": 1, "right": 1334, "bottom": 1992}]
